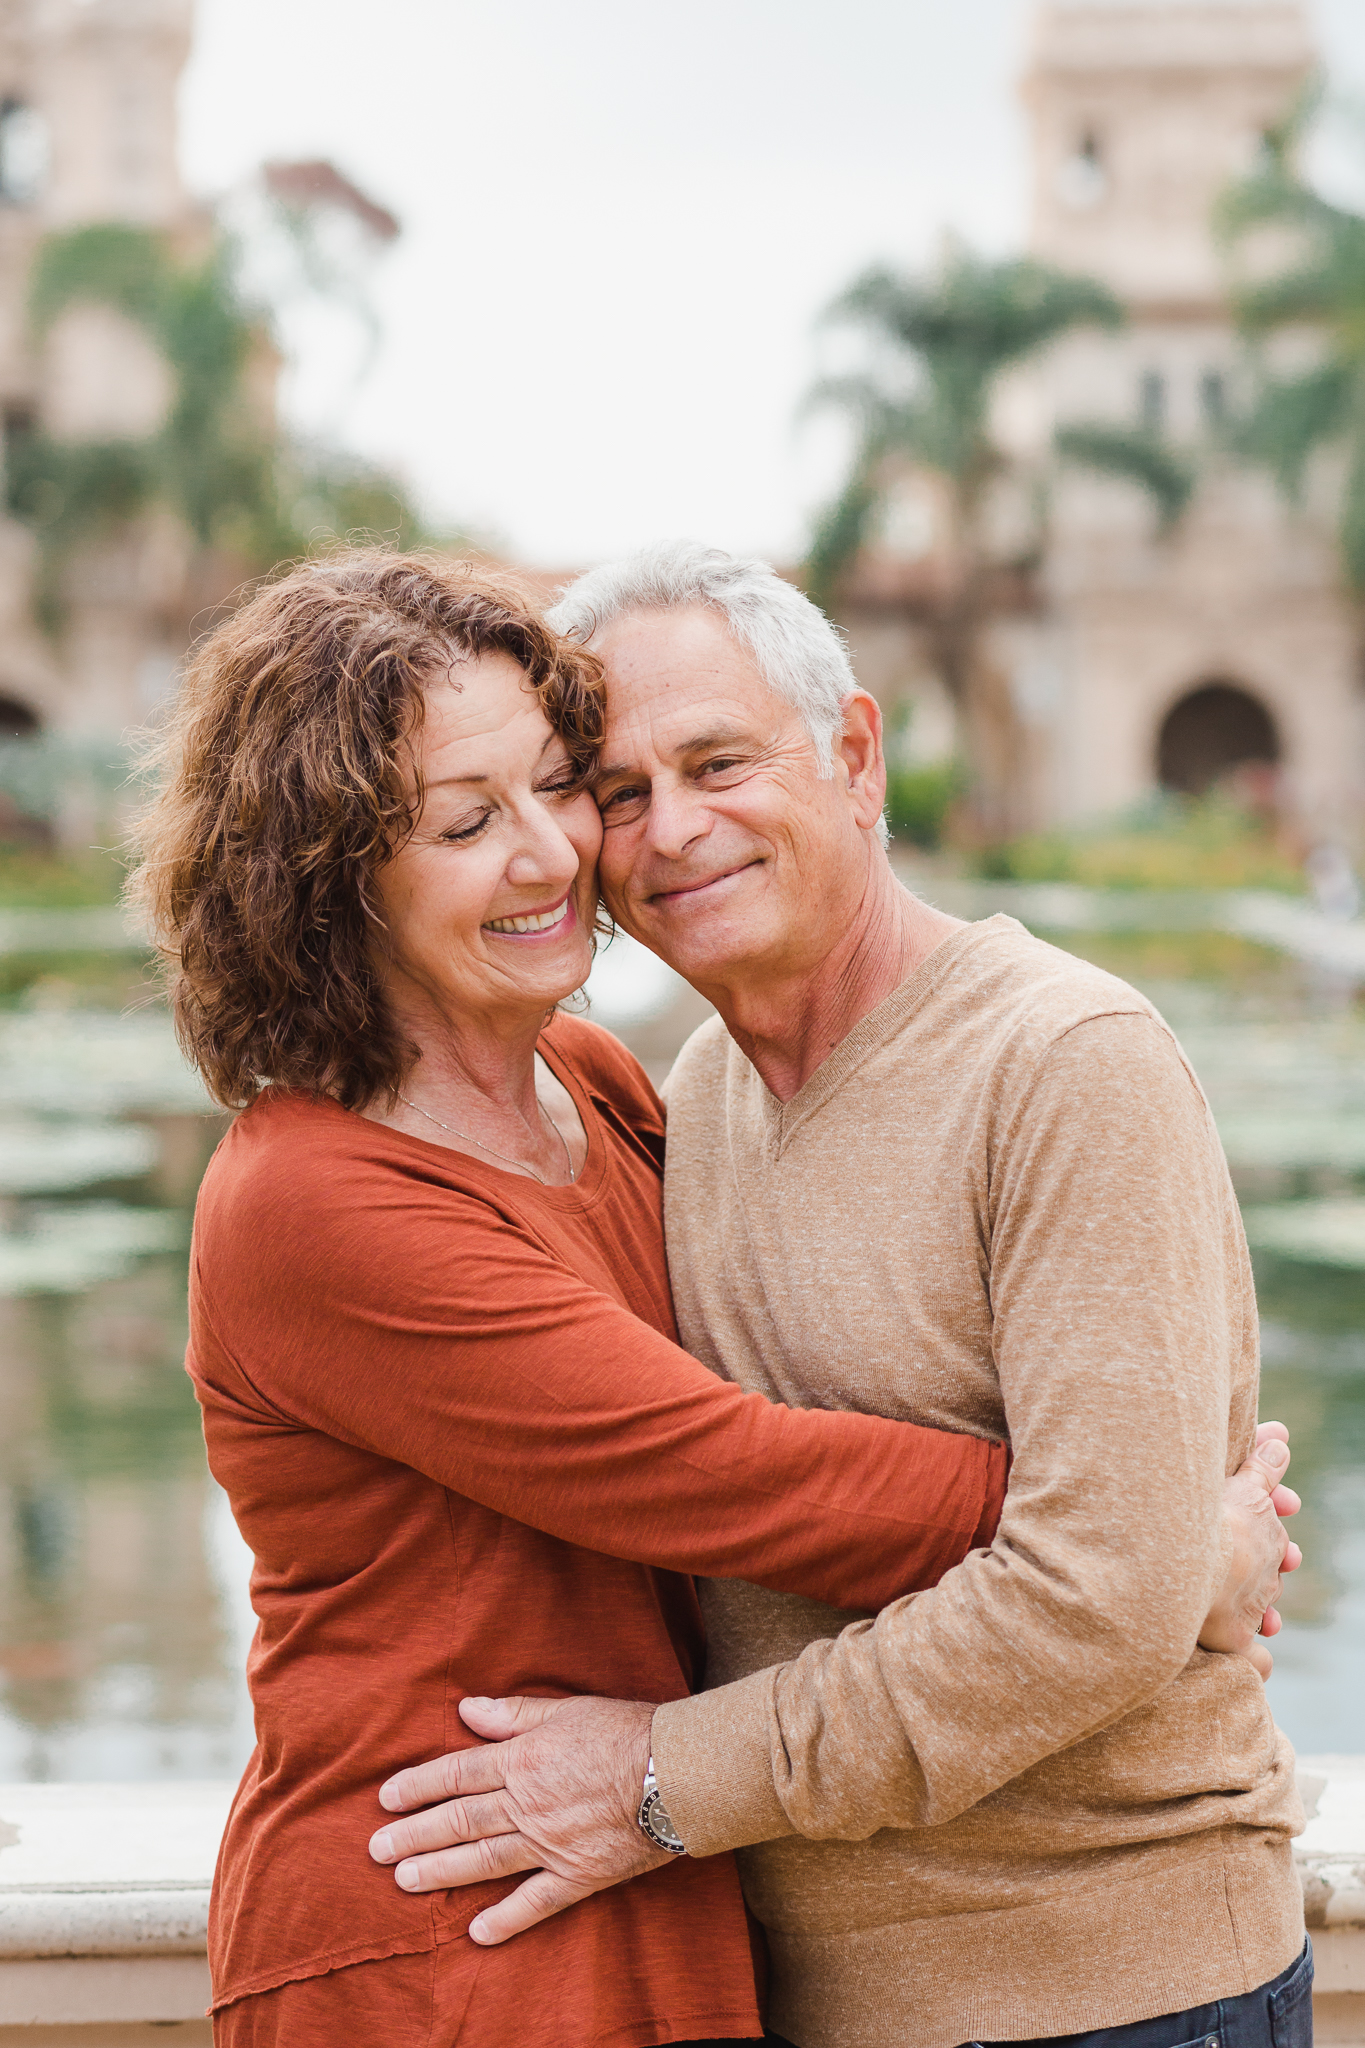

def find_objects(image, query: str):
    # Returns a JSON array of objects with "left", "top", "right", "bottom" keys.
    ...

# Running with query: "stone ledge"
[
  {"left": 0, "top": 1761, "right": 1359, "bottom": 2032},
  {"left": 0, "top": 1956, "right": 211, "bottom": 2028},
  {"left": 0, "top": 1891, "right": 210, "bottom": 1960}
]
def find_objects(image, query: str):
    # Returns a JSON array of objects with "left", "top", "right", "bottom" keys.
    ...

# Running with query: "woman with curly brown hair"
[{"left": 130, "top": 546, "right": 1018, "bottom": 2046}]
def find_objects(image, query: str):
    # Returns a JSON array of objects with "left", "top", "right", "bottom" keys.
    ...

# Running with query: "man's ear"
[{"left": 837, "top": 691, "right": 887, "bottom": 829}]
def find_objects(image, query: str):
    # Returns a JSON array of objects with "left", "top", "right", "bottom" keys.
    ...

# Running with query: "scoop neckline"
[{"left": 325, "top": 1031, "right": 606, "bottom": 1210}]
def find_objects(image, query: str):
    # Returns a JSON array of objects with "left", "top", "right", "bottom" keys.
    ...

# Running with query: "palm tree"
[
  {"left": 1216, "top": 102, "right": 1365, "bottom": 592},
  {"left": 804, "top": 248, "right": 1200, "bottom": 829},
  {"left": 806, "top": 248, "right": 1118, "bottom": 618}
]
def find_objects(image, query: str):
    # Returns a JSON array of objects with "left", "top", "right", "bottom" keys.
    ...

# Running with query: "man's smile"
[{"left": 648, "top": 859, "right": 764, "bottom": 906}]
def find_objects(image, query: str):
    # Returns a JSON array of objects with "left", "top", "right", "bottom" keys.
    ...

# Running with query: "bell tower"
[
  {"left": 32, "top": 0, "right": 192, "bottom": 230},
  {"left": 1007, "top": 0, "right": 1362, "bottom": 839},
  {"left": 1023, "top": 2, "right": 1314, "bottom": 311},
  {"left": 0, "top": 0, "right": 195, "bottom": 739}
]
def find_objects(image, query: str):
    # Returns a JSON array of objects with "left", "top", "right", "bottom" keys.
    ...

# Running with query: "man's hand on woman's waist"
[
  {"left": 368, "top": 1692, "right": 671, "bottom": 1944},
  {"left": 367, "top": 1425, "right": 1302, "bottom": 1942}
]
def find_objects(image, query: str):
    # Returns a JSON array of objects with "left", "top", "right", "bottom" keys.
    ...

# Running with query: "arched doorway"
[
  {"left": 0, "top": 695, "right": 45, "bottom": 845},
  {"left": 0, "top": 695, "right": 39, "bottom": 739},
  {"left": 1156, "top": 681, "right": 1280, "bottom": 795}
]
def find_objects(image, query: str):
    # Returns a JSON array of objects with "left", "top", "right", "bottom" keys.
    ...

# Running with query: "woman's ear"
[{"left": 837, "top": 691, "right": 888, "bottom": 829}]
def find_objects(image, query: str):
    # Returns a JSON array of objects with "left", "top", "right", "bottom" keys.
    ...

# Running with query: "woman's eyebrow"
[{"left": 425, "top": 742, "right": 569, "bottom": 793}]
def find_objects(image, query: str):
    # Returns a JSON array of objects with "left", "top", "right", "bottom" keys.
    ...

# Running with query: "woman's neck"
[{"left": 367, "top": 986, "right": 576, "bottom": 1183}]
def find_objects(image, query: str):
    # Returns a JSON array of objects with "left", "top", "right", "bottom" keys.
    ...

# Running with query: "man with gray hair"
[{"left": 370, "top": 542, "right": 1308, "bottom": 2048}]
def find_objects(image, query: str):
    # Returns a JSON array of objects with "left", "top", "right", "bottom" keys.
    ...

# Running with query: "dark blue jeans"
[{"left": 965, "top": 1940, "right": 1314, "bottom": 2048}]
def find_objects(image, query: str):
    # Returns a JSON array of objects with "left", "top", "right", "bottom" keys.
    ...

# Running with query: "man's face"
[{"left": 592, "top": 605, "right": 878, "bottom": 989}]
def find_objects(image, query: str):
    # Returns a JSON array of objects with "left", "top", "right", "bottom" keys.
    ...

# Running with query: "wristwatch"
[{"left": 637, "top": 1756, "right": 687, "bottom": 1855}]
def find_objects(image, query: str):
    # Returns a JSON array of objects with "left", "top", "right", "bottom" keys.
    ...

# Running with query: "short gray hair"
[{"left": 547, "top": 540, "right": 855, "bottom": 773}]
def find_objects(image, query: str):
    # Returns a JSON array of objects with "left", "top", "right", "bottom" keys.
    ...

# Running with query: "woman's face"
[{"left": 372, "top": 649, "right": 601, "bottom": 1037}]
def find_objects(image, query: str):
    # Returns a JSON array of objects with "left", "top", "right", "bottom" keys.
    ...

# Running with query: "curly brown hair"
[{"left": 128, "top": 548, "right": 605, "bottom": 1112}]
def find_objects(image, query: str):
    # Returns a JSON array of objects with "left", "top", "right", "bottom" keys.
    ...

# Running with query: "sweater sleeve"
[
  {"left": 191, "top": 1140, "right": 1007, "bottom": 1618},
  {"left": 650, "top": 1010, "right": 1252, "bottom": 1854}
]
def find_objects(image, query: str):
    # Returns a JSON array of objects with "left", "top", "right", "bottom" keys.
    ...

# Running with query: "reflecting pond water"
[{"left": 0, "top": 926, "right": 1360, "bottom": 1782}]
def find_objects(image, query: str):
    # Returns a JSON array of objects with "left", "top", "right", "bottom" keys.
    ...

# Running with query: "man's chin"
[{"left": 631, "top": 907, "right": 774, "bottom": 986}]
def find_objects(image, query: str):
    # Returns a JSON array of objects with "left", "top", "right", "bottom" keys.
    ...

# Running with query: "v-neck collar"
[{"left": 744, "top": 915, "right": 1020, "bottom": 1154}]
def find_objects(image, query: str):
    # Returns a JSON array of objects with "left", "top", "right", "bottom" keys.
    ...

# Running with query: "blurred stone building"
[
  {"left": 0, "top": 0, "right": 197, "bottom": 743},
  {"left": 843, "top": 0, "right": 1359, "bottom": 839}
]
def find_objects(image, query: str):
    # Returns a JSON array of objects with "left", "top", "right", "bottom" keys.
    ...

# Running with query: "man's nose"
[{"left": 644, "top": 780, "right": 710, "bottom": 860}]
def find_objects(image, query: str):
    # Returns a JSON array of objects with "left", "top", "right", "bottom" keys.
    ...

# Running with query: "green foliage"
[
  {"left": 803, "top": 248, "right": 1124, "bottom": 600},
  {"left": 9, "top": 222, "right": 431, "bottom": 614},
  {"left": 21, "top": 226, "right": 275, "bottom": 563},
  {"left": 885, "top": 759, "right": 965, "bottom": 849},
  {"left": 28, "top": 222, "right": 165, "bottom": 333},
  {"left": 1218, "top": 93, "right": 1365, "bottom": 591},
  {"left": 804, "top": 469, "right": 880, "bottom": 614},
  {"left": 0, "top": 845, "right": 125, "bottom": 905},
  {"left": 1054, "top": 423, "right": 1197, "bottom": 531},
  {"left": 7, "top": 437, "right": 158, "bottom": 580},
  {"left": 978, "top": 792, "right": 1305, "bottom": 892},
  {"left": 282, "top": 442, "right": 431, "bottom": 553},
  {"left": 0, "top": 734, "right": 131, "bottom": 831},
  {"left": 1044, "top": 927, "right": 1292, "bottom": 990}
]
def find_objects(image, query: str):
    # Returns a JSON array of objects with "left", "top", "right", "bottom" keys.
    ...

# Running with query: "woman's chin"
[{"left": 495, "top": 935, "right": 595, "bottom": 1013}]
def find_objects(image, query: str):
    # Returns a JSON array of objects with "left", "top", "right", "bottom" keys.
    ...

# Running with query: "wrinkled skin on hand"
[
  {"left": 369, "top": 1421, "right": 1304, "bottom": 1942},
  {"left": 369, "top": 1694, "right": 662, "bottom": 1944}
]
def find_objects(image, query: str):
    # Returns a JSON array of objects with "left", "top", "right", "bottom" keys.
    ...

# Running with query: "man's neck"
[{"left": 707, "top": 860, "right": 964, "bottom": 1103}]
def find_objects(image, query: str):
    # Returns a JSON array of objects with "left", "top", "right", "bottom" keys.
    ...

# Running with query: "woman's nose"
[{"left": 504, "top": 801, "right": 584, "bottom": 888}]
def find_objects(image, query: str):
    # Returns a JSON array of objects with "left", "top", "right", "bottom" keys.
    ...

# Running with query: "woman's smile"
[{"left": 482, "top": 895, "right": 574, "bottom": 938}]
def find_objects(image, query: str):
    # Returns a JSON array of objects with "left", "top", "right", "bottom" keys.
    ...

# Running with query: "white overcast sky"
[{"left": 179, "top": 0, "right": 1365, "bottom": 568}]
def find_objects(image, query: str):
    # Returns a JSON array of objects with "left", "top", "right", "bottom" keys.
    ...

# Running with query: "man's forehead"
[
  {"left": 597, "top": 613, "right": 787, "bottom": 742},
  {"left": 598, "top": 673, "right": 789, "bottom": 766}
]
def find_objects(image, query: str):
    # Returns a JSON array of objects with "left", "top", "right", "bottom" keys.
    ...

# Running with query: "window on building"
[
  {"left": 1200, "top": 369, "right": 1227, "bottom": 425},
  {"left": 0, "top": 100, "right": 48, "bottom": 206},
  {"left": 1139, "top": 371, "right": 1166, "bottom": 434},
  {"left": 1057, "top": 130, "right": 1108, "bottom": 210}
]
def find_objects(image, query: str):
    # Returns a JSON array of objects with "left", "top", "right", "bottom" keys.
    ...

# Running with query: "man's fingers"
[
  {"left": 1255, "top": 1420, "right": 1289, "bottom": 1447},
  {"left": 1246, "top": 1640, "right": 1273, "bottom": 1680},
  {"left": 458, "top": 1694, "right": 575, "bottom": 1740},
  {"left": 392, "top": 1832, "right": 540, "bottom": 1894},
  {"left": 379, "top": 1743, "right": 509, "bottom": 1815},
  {"left": 468, "top": 1868, "right": 595, "bottom": 1945},
  {"left": 1271, "top": 1484, "right": 1301, "bottom": 1520},
  {"left": 370, "top": 1790, "right": 515, "bottom": 1865},
  {"left": 1283, "top": 1540, "right": 1302, "bottom": 1573}
]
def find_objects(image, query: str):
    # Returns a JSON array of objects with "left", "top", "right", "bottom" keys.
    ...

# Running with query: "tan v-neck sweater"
[{"left": 651, "top": 916, "right": 1303, "bottom": 2048}]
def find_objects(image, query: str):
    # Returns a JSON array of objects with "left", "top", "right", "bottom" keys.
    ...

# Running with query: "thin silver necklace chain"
[{"left": 397, "top": 1091, "right": 576, "bottom": 1185}]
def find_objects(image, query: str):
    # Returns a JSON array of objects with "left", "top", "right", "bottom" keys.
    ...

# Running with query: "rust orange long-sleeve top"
[{"left": 187, "top": 1014, "right": 1007, "bottom": 2043}]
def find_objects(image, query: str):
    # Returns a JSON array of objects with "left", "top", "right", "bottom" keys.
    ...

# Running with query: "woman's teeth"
[{"left": 483, "top": 899, "right": 570, "bottom": 935}]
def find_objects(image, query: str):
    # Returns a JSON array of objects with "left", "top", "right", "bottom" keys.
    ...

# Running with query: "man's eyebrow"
[{"left": 595, "top": 727, "right": 753, "bottom": 780}]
